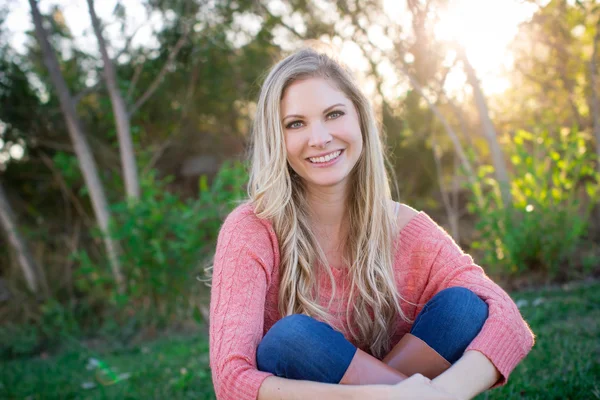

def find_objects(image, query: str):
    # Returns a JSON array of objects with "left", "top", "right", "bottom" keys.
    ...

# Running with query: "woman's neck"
[{"left": 305, "top": 184, "right": 348, "bottom": 240}]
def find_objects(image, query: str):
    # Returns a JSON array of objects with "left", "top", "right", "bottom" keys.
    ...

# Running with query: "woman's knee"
[
  {"left": 411, "top": 287, "right": 489, "bottom": 363},
  {"left": 258, "top": 314, "right": 318, "bottom": 351},
  {"left": 256, "top": 314, "right": 355, "bottom": 382},
  {"left": 431, "top": 287, "right": 489, "bottom": 327},
  {"left": 257, "top": 314, "right": 315, "bottom": 370}
]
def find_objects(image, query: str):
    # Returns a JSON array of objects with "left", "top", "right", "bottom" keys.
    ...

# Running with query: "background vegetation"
[{"left": 1, "top": 0, "right": 599, "bottom": 398}]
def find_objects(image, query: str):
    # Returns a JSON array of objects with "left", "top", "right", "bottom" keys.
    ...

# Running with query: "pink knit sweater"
[{"left": 209, "top": 203, "right": 535, "bottom": 400}]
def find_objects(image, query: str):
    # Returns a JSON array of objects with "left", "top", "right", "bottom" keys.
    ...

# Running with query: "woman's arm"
[
  {"left": 258, "top": 376, "right": 384, "bottom": 400},
  {"left": 209, "top": 207, "right": 276, "bottom": 400},
  {"left": 406, "top": 213, "right": 535, "bottom": 387},
  {"left": 432, "top": 350, "right": 502, "bottom": 400},
  {"left": 258, "top": 374, "right": 461, "bottom": 400}
]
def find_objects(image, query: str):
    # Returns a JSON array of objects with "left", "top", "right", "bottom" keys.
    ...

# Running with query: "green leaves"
[
  {"left": 53, "top": 151, "right": 82, "bottom": 187},
  {"left": 466, "top": 128, "right": 599, "bottom": 280},
  {"left": 74, "top": 161, "right": 248, "bottom": 328}
]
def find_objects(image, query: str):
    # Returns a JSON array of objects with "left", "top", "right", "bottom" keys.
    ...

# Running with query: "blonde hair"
[{"left": 249, "top": 47, "right": 412, "bottom": 358}]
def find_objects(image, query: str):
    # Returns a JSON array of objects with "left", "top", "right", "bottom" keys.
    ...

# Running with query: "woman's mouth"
[{"left": 307, "top": 150, "right": 343, "bottom": 165}]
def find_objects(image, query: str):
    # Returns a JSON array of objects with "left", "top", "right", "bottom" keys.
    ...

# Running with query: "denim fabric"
[
  {"left": 256, "top": 314, "right": 357, "bottom": 383},
  {"left": 409, "top": 287, "right": 488, "bottom": 363},
  {"left": 256, "top": 287, "right": 488, "bottom": 383}
]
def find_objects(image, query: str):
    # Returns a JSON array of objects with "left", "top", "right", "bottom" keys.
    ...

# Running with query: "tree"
[
  {"left": 502, "top": 1, "right": 591, "bottom": 134},
  {"left": 590, "top": 12, "right": 600, "bottom": 175},
  {"left": 86, "top": 0, "right": 139, "bottom": 200},
  {"left": 0, "top": 181, "right": 44, "bottom": 295},
  {"left": 293, "top": 0, "right": 482, "bottom": 231},
  {"left": 458, "top": 47, "right": 512, "bottom": 207},
  {"left": 28, "top": 0, "right": 124, "bottom": 293}
]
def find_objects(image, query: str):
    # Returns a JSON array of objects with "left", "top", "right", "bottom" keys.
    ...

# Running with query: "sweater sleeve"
[
  {"left": 209, "top": 206, "right": 275, "bottom": 400},
  {"left": 403, "top": 213, "right": 535, "bottom": 388}
]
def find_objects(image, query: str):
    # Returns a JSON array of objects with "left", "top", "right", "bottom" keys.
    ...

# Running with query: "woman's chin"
[{"left": 305, "top": 175, "right": 349, "bottom": 189}]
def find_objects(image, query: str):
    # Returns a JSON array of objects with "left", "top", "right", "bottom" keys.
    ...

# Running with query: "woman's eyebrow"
[
  {"left": 322, "top": 103, "right": 345, "bottom": 114},
  {"left": 282, "top": 103, "right": 346, "bottom": 122},
  {"left": 282, "top": 113, "right": 303, "bottom": 123}
]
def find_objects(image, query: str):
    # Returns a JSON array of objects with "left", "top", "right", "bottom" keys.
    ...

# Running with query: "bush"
[
  {"left": 0, "top": 160, "right": 247, "bottom": 356},
  {"left": 73, "top": 160, "right": 248, "bottom": 330},
  {"left": 0, "top": 299, "right": 79, "bottom": 359},
  {"left": 467, "top": 128, "right": 599, "bottom": 280},
  {"left": 0, "top": 323, "right": 40, "bottom": 358}
]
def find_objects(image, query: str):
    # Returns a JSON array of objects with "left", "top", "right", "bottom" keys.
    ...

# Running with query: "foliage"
[
  {"left": 72, "top": 161, "right": 248, "bottom": 331},
  {"left": 2, "top": 281, "right": 599, "bottom": 399},
  {"left": 0, "top": 299, "right": 80, "bottom": 359},
  {"left": 0, "top": 323, "right": 40, "bottom": 359},
  {"left": 499, "top": 0, "right": 595, "bottom": 135},
  {"left": 467, "top": 128, "right": 600, "bottom": 280},
  {"left": 0, "top": 161, "right": 247, "bottom": 358}
]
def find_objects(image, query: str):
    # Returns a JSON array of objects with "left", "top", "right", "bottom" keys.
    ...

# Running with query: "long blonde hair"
[{"left": 248, "top": 47, "right": 411, "bottom": 358}]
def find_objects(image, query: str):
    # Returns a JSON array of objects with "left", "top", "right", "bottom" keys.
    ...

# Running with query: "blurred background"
[{"left": 1, "top": 0, "right": 599, "bottom": 398}]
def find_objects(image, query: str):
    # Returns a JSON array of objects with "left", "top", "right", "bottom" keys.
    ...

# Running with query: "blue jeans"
[{"left": 256, "top": 287, "right": 488, "bottom": 383}]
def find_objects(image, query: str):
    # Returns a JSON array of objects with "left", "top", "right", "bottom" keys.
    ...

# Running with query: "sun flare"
[{"left": 433, "top": 0, "right": 539, "bottom": 95}]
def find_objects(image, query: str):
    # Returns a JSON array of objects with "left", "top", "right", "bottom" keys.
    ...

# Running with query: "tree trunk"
[
  {"left": 87, "top": 0, "right": 139, "bottom": 200},
  {"left": 459, "top": 48, "right": 513, "bottom": 207},
  {"left": 0, "top": 182, "right": 41, "bottom": 294},
  {"left": 590, "top": 16, "right": 600, "bottom": 176},
  {"left": 28, "top": 0, "right": 125, "bottom": 293}
]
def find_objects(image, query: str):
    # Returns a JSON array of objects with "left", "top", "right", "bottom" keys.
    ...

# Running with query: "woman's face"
[{"left": 280, "top": 77, "right": 363, "bottom": 191}]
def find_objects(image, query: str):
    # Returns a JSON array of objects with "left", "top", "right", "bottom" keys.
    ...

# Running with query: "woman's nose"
[{"left": 308, "top": 121, "right": 332, "bottom": 148}]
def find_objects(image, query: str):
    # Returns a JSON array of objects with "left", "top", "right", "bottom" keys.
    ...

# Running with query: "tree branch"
[
  {"left": 126, "top": 62, "right": 144, "bottom": 101},
  {"left": 257, "top": 2, "right": 306, "bottom": 40},
  {"left": 73, "top": 23, "right": 145, "bottom": 106},
  {"left": 128, "top": 28, "right": 190, "bottom": 117},
  {"left": 347, "top": 12, "right": 478, "bottom": 187},
  {"left": 113, "top": 22, "right": 144, "bottom": 61},
  {"left": 142, "top": 49, "right": 201, "bottom": 176},
  {"left": 39, "top": 152, "right": 94, "bottom": 228}
]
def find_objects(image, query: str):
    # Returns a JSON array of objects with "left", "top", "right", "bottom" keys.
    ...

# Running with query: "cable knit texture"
[{"left": 209, "top": 203, "right": 535, "bottom": 400}]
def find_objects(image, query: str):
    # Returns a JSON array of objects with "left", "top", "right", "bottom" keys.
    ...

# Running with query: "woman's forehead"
[{"left": 280, "top": 77, "right": 350, "bottom": 115}]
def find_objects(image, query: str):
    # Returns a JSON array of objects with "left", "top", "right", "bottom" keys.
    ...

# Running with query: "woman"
[{"left": 209, "top": 48, "right": 534, "bottom": 400}]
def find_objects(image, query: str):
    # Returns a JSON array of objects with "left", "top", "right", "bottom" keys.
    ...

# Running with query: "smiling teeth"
[{"left": 309, "top": 150, "right": 341, "bottom": 163}]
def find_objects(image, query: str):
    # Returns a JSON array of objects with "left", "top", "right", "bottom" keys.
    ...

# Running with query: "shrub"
[
  {"left": 467, "top": 128, "right": 599, "bottom": 280},
  {"left": 73, "top": 160, "right": 248, "bottom": 330},
  {"left": 0, "top": 299, "right": 79, "bottom": 359},
  {"left": 0, "top": 323, "right": 40, "bottom": 358}
]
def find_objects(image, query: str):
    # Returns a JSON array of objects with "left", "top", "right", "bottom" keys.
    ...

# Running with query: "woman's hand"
[
  {"left": 432, "top": 350, "right": 501, "bottom": 400},
  {"left": 386, "top": 374, "right": 460, "bottom": 400}
]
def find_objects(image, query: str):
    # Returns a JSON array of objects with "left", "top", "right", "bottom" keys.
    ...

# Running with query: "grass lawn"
[{"left": 1, "top": 280, "right": 599, "bottom": 399}]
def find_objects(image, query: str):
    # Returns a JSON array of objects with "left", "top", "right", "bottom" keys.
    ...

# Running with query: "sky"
[
  {"left": 5, "top": 0, "right": 163, "bottom": 57},
  {"left": 1, "top": 0, "right": 164, "bottom": 167},
  {"left": 380, "top": 0, "right": 541, "bottom": 96},
  {"left": 4, "top": 0, "right": 543, "bottom": 95},
  {"left": 430, "top": 0, "right": 540, "bottom": 95}
]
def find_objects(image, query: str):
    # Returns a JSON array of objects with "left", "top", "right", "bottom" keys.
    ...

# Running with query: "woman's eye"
[
  {"left": 286, "top": 121, "right": 304, "bottom": 129},
  {"left": 327, "top": 111, "right": 344, "bottom": 120}
]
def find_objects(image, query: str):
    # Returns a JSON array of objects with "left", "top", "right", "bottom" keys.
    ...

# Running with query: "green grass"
[
  {"left": 475, "top": 280, "right": 600, "bottom": 400},
  {"left": 1, "top": 281, "right": 599, "bottom": 399},
  {"left": 0, "top": 334, "right": 215, "bottom": 399}
]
